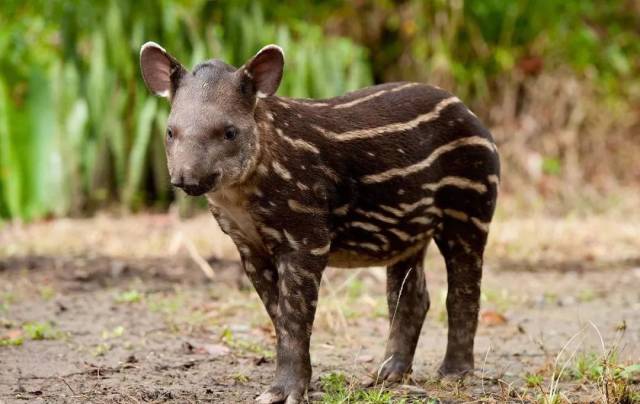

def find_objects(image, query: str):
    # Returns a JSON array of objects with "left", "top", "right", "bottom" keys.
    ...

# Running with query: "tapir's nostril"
[
  {"left": 171, "top": 169, "right": 200, "bottom": 189},
  {"left": 171, "top": 173, "right": 185, "bottom": 188}
]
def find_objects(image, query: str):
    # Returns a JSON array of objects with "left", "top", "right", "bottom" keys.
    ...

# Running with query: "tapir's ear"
[
  {"left": 140, "top": 41, "right": 185, "bottom": 98},
  {"left": 241, "top": 45, "right": 284, "bottom": 98}
]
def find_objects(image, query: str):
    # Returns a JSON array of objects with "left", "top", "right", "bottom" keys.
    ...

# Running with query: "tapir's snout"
[{"left": 170, "top": 168, "right": 220, "bottom": 196}]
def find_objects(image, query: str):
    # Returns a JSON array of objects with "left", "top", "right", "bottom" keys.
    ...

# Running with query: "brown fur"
[{"left": 140, "top": 42, "right": 500, "bottom": 403}]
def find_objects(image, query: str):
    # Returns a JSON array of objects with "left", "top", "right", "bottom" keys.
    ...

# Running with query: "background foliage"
[{"left": 1, "top": 0, "right": 638, "bottom": 220}]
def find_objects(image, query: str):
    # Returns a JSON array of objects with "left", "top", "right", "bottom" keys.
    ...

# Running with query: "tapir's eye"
[
  {"left": 224, "top": 125, "right": 238, "bottom": 141},
  {"left": 166, "top": 127, "right": 174, "bottom": 140}
]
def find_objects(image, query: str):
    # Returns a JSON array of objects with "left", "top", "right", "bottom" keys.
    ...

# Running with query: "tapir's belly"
[{"left": 327, "top": 185, "right": 439, "bottom": 268}]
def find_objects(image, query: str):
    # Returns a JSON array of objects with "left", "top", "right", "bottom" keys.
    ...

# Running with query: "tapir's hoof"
[{"left": 256, "top": 383, "right": 305, "bottom": 404}]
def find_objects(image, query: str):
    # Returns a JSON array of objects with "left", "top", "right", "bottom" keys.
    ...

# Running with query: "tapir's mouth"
[{"left": 180, "top": 173, "right": 220, "bottom": 196}]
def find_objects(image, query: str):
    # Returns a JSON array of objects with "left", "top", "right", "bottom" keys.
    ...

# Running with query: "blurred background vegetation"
[{"left": 0, "top": 0, "right": 638, "bottom": 221}]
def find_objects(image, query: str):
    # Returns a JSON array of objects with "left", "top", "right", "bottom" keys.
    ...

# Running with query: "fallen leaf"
[
  {"left": 3, "top": 329, "right": 23, "bottom": 339},
  {"left": 195, "top": 343, "right": 230, "bottom": 357},
  {"left": 480, "top": 310, "right": 508, "bottom": 326},
  {"left": 355, "top": 354, "right": 374, "bottom": 363}
]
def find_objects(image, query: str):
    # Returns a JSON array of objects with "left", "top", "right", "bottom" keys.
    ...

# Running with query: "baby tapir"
[{"left": 140, "top": 42, "right": 500, "bottom": 403}]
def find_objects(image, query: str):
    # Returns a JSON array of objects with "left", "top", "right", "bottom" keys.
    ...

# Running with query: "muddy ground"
[{"left": 0, "top": 212, "right": 639, "bottom": 403}]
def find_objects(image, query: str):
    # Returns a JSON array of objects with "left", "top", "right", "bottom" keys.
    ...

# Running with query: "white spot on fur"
[
  {"left": 389, "top": 228, "right": 411, "bottom": 241},
  {"left": 346, "top": 241, "right": 380, "bottom": 252},
  {"left": 348, "top": 221, "right": 381, "bottom": 232},
  {"left": 288, "top": 199, "right": 324, "bottom": 214},
  {"left": 379, "top": 204, "right": 404, "bottom": 217},
  {"left": 284, "top": 229, "right": 299, "bottom": 250},
  {"left": 471, "top": 217, "right": 490, "bottom": 232},
  {"left": 332, "top": 82, "right": 420, "bottom": 109},
  {"left": 398, "top": 197, "right": 434, "bottom": 213},
  {"left": 310, "top": 242, "right": 331, "bottom": 256},
  {"left": 314, "top": 96, "right": 461, "bottom": 142},
  {"left": 261, "top": 226, "right": 282, "bottom": 242},
  {"left": 276, "top": 128, "right": 320, "bottom": 154},
  {"left": 426, "top": 206, "right": 443, "bottom": 217},
  {"left": 409, "top": 217, "right": 431, "bottom": 225},
  {"left": 332, "top": 204, "right": 350, "bottom": 216},
  {"left": 443, "top": 208, "right": 469, "bottom": 222},
  {"left": 423, "top": 176, "right": 487, "bottom": 194},
  {"left": 362, "top": 136, "right": 496, "bottom": 184},
  {"left": 354, "top": 209, "right": 398, "bottom": 224},
  {"left": 244, "top": 262, "right": 256, "bottom": 274},
  {"left": 257, "top": 164, "right": 269, "bottom": 175},
  {"left": 272, "top": 160, "right": 291, "bottom": 180}
]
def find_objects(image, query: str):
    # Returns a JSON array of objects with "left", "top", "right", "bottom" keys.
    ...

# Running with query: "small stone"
[{"left": 355, "top": 354, "right": 374, "bottom": 363}]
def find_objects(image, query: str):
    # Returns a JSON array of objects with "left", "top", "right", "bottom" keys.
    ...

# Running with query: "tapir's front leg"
[
  {"left": 257, "top": 251, "right": 326, "bottom": 404},
  {"left": 236, "top": 243, "right": 280, "bottom": 324}
]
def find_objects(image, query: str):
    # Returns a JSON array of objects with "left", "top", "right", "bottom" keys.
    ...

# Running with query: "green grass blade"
[{"left": 124, "top": 97, "right": 157, "bottom": 208}]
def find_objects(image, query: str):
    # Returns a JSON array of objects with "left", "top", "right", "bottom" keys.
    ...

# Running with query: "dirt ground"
[{"left": 1, "top": 210, "right": 639, "bottom": 403}]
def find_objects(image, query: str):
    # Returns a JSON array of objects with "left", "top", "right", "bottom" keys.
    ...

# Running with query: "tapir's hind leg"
[
  {"left": 375, "top": 246, "right": 430, "bottom": 383},
  {"left": 434, "top": 218, "right": 489, "bottom": 377}
]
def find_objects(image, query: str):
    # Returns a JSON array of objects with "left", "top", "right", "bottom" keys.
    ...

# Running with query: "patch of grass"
[
  {"left": 618, "top": 364, "right": 640, "bottom": 380},
  {"left": 536, "top": 392, "right": 563, "bottom": 404},
  {"left": 0, "top": 335, "right": 23, "bottom": 346},
  {"left": 147, "top": 293, "right": 184, "bottom": 314},
  {"left": 93, "top": 342, "right": 112, "bottom": 357},
  {"left": 355, "top": 389, "right": 398, "bottom": 403},
  {"left": 22, "top": 321, "right": 62, "bottom": 340},
  {"left": 372, "top": 297, "right": 388, "bottom": 319},
  {"left": 101, "top": 325, "right": 125, "bottom": 340},
  {"left": 570, "top": 352, "right": 604, "bottom": 381},
  {"left": 481, "top": 288, "right": 515, "bottom": 312},
  {"left": 320, "top": 372, "right": 349, "bottom": 402},
  {"left": 319, "top": 372, "right": 402, "bottom": 404},
  {"left": 525, "top": 373, "right": 544, "bottom": 388},
  {"left": 346, "top": 279, "right": 365, "bottom": 299},
  {"left": 232, "top": 372, "right": 249, "bottom": 384},
  {"left": 562, "top": 349, "right": 640, "bottom": 404},
  {"left": 220, "top": 327, "right": 274, "bottom": 359},
  {"left": 577, "top": 289, "right": 596, "bottom": 303},
  {"left": 114, "top": 289, "right": 143, "bottom": 304},
  {"left": 38, "top": 286, "right": 56, "bottom": 301},
  {"left": 0, "top": 291, "right": 16, "bottom": 311},
  {"left": 543, "top": 292, "right": 558, "bottom": 305}
]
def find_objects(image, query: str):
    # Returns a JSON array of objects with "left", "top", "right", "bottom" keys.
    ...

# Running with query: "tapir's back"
[{"left": 267, "top": 82, "right": 500, "bottom": 268}]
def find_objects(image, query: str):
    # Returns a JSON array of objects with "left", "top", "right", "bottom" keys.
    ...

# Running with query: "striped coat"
[{"left": 141, "top": 42, "right": 500, "bottom": 404}]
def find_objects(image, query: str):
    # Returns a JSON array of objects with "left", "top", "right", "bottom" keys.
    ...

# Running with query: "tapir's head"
[{"left": 140, "top": 42, "right": 284, "bottom": 196}]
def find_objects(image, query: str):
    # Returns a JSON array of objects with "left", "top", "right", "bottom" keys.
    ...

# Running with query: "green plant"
[
  {"left": 220, "top": 326, "right": 274, "bottom": 358},
  {"left": 38, "top": 286, "right": 56, "bottom": 301},
  {"left": 0, "top": 335, "right": 23, "bottom": 346},
  {"left": 525, "top": 373, "right": 544, "bottom": 388},
  {"left": 570, "top": 352, "right": 604, "bottom": 381},
  {"left": 22, "top": 321, "right": 61, "bottom": 340},
  {"left": 114, "top": 289, "right": 143, "bottom": 304},
  {"left": 101, "top": 325, "right": 125, "bottom": 339},
  {"left": 0, "top": 0, "right": 372, "bottom": 220},
  {"left": 320, "top": 372, "right": 401, "bottom": 403},
  {"left": 93, "top": 342, "right": 112, "bottom": 357}
]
